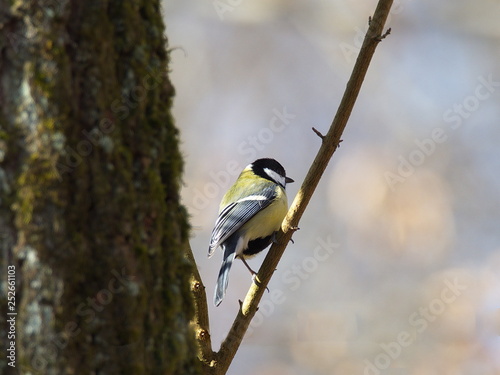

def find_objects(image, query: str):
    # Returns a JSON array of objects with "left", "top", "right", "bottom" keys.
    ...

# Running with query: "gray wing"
[{"left": 208, "top": 186, "right": 277, "bottom": 257}]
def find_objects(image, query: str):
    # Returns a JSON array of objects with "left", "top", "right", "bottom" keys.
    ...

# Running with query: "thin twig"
[
  {"left": 374, "top": 27, "right": 392, "bottom": 41},
  {"left": 312, "top": 127, "right": 325, "bottom": 140},
  {"left": 193, "top": 1, "right": 394, "bottom": 373}
]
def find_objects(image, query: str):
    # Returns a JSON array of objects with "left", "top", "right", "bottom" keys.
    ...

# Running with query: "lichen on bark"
[{"left": 0, "top": 1, "right": 200, "bottom": 374}]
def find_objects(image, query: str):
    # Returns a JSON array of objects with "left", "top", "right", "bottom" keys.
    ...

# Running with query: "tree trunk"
[{"left": 0, "top": 1, "right": 200, "bottom": 374}]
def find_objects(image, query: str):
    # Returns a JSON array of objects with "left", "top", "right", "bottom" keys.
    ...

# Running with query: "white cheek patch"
[{"left": 264, "top": 168, "right": 286, "bottom": 187}]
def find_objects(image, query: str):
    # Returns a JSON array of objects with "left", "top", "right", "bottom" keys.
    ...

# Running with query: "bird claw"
[
  {"left": 271, "top": 232, "right": 279, "bottom": 244},
  {"left": 252, "top": 274, "right": 270, "bottom": 293},
  {"left": 289, "top": 226, "right": 299, "bottom": 244}
]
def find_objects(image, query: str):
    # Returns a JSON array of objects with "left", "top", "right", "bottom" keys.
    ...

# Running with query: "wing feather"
[{"left": 208, "top": 186, "right": 276, "bottom": 256}]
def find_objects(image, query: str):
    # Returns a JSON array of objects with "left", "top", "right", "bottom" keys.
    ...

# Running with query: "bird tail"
[{"left": 214, "top": 237, "right": 238, "bottom": 306}]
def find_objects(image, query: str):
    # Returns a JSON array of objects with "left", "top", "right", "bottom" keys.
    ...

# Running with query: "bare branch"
[
  {"left": 185, "top": 243, "right": 215, "bottom": 373},
  {"left": 191, "top": 0, "right": 394, "bottom": 373}
]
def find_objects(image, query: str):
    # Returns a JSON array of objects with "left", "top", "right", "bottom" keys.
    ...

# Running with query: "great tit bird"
[{"left": 208, "top": 158, "right": 293, "bottom": 306}]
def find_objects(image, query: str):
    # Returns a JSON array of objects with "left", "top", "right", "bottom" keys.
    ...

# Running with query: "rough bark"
[{"left": 0, "top": 1, "right": 200, "bottom": 374}]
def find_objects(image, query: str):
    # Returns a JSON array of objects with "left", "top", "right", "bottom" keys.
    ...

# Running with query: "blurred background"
[{"left": 163, "top": 1, "right": 500, "bottom": 374}]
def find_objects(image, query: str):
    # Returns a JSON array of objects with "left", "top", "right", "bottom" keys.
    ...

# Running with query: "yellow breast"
[{"left": 240, "top": 185, "right": 288, "bottom": 240}]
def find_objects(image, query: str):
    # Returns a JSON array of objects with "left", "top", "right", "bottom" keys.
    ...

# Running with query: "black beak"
[{"left": 285, "top": 176, "right": 294, "bottom": 183}]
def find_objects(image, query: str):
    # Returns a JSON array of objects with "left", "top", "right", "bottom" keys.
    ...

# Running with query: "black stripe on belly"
[{"left": 243, "top": 234, "right": 274, "bottom": 257}]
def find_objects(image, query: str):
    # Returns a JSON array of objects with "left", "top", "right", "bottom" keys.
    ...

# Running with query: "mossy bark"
[{"left": 0, "top": 1, "right": 200, "bottom": 374}]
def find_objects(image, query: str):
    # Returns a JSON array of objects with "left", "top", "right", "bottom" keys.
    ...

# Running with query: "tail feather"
[{"left": 214, "top": 239, "right": 237, "bottom": 306}]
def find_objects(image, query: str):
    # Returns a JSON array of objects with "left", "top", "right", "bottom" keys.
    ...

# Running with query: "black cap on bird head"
[{"left": 250, "top": 158, "right": 294, "bottom": 188}]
